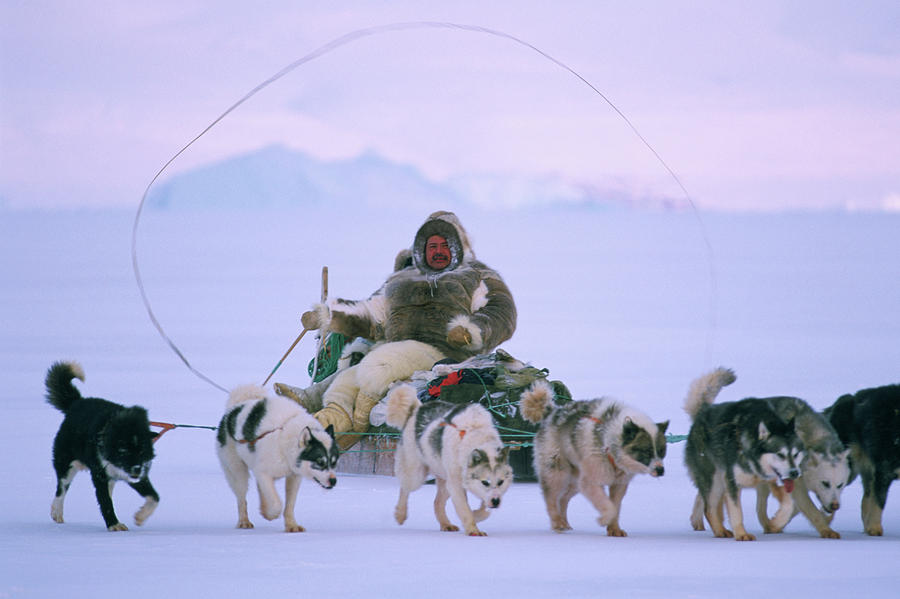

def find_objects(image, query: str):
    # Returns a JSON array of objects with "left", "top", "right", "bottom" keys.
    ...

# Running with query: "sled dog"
[
  {"left": 520, "top": 379, "right": 668, "bottom": 537},
  {"left": 216, "top": 384, "right": 339, "bottom": 532},
  {"left": 752, "top": 396, "right": 850, "bottom": 538},
  {"left": 826, "top": 383, "right": 900, "bottom": 536},
  {"left": 684, "top": 368, "right": 804, "bottom": 541},
  {"left": 386, "top": 383, "right": 512, "bottom": 536},
  {"left": 45, "top": 361, "right": 159, "bottom": 531}
]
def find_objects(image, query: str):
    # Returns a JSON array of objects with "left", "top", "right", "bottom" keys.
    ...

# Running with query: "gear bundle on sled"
[{"left": 276, "top": 345, "right": 571, "bottom": 481}]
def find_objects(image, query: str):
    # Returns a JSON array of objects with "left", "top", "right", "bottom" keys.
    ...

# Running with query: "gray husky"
[
  {"left": 386, "top": 383, "right": 513, "bottom": 536},
  {"left": 684, "top": 368, "right": 804, "bottom": 541},
  {"left": 521, "top": 379, "right": 668, "bottom": 537},
  {"left": 753, "top": 396, "right": 850, "bottom": 538}
]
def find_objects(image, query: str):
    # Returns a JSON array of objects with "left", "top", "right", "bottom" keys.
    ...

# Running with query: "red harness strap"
[
  {"left": 606, "top": 452, "right": 618, "bottom": 470},
  {"left": 237, "top": 427, "right": 278, "bottom": 450},
  {"left": 584, "top": 416, "right": 619, "bottom": 471},
  {"left": 438, "top": 420, "right": 466, "bottom": 440},
  {"left": 149, "top": 421, "right": 176, "bottom": 444}
]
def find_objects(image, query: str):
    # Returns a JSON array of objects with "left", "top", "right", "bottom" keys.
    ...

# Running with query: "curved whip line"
[{"left": 132, "top": 20, "right": 718, "bottom": 392}]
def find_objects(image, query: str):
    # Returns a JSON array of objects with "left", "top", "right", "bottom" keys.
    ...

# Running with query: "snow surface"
[{"left": 1, "top": 207, "right": 898, "bottom": 598}]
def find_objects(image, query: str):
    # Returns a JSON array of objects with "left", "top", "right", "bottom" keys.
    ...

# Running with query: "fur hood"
[{"left": 411, "top": 211, "right": 475, "bottom": 274}]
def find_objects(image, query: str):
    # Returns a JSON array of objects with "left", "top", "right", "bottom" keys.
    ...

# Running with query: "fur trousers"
[{"left": 316, "top": 340, "right": 445, "bottom": 444}]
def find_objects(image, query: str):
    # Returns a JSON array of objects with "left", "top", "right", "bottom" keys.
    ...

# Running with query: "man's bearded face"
[{"left": 425, "top": 235, "right": 451, "bottom": 270}]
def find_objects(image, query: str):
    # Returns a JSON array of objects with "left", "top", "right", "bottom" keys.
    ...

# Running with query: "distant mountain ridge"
[
  {"left": 147, "top": 145, "right": 459, "bottom": 211},
  {"left": 146, "top": 145, "right": 681, "bottom": 212}
]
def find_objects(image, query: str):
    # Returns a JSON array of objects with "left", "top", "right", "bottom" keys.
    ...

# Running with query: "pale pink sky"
[{"left": 1, "top": 1, "right": 898, "bottom": 212}]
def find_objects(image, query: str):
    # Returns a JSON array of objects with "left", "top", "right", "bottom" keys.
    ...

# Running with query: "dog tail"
[
  {"left": 385, "top": 384, "right": 420, "bottom": 429},
  {"left": 226, "top": 384, "right": 268, "bottom": 408},
  {"left": 45, "top": 360, "right": 86, "bottom": 413},
  {"left": 684, "top": 367, "right": 736, "bottom": 419},
  {"left": 520, "top": 379, "right": 555, "bottom": 424}
]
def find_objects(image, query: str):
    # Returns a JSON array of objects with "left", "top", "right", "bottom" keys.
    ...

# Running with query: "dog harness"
[
  {"left": 237, "top": 414, "right": 302, "bottom": 450},
  {"left": 438, "top": 420, "right": 467, "bottom": 439},
  {"left": 585, "top": 415, "right": 620, "bottom": 471}
]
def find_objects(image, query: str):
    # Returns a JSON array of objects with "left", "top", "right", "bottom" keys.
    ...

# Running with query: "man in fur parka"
[{"left": 301, "top": 210, "right": 517, "bottom": 447}]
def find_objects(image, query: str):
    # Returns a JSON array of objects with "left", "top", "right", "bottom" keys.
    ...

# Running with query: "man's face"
[{"left": 425, "top": 235, "right": 451, "bottom": 270}]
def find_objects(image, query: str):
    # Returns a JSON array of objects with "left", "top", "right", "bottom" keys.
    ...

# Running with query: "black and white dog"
[
  {"left": 46, "top": 361, "right": 159, "bottom": 531},
  {"left": 216, "top": 384, "right": 339, "bottom": 532},
  {"left": 826, "top": 383, "right": 900, "bottom": 536},
  {"left": 684, "top": 368, "right": 804, "bottom": 541}
]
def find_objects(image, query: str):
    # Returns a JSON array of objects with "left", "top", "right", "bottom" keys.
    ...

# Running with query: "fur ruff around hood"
[{"left": 410, "top": 211, "right": 475, "bottom": 274}]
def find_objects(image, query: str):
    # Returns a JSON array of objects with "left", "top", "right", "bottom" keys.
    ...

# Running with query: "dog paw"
[
  {"left": 284, "top": 524, "right": 306, "bottom": 533},
  {"left": 597, "top": 513, "right": 615, "bottom": 527},
  {"left": 762, "top": 525, "right": 783, "bottom": 534},
  {"left": 714, "top": 529, "right": 734, "bottom": 538},
  {"left": 394, "top": 506, "right": 407, "bottom": 525},
  {"left": 440, "top": 524, "right": 460, "bottom": 532},
  {"left": 734, "top": 531, "right": 756, "bottom": 541},
  {"left": 237, "top": 519, "right": 254, "bottom": 529},
  {"left": 472, "top": 507, "right": 490, "bottom": 523},
  {"left": 466, "top": 529, "right": 487, "bottom": 537},
  {"left": 260, "top": 508, "right": 281, "bottom": 521},
  {"left": 689, "top": 512, "right": 705, "bottom": 531},
  {"left": 819, "top": 528, "right": 840, "bottom": 539},
  {"left": 134, "top": 499, "right": 158, "bottom": 526},
  {"left": 865, "top": 525, "right": 884, "bottom": 536},
  {"left": 606, "top": 525, "right": 627, "bottom": 537},
  {"left": 51, "top": 503, "right": 64, "bottom": 523},
  {"left": 551, "top": 522, "right": 572, "bottom": 533},
  {"left": 108, "top": 522, "right": 129, "bottom": 532}
]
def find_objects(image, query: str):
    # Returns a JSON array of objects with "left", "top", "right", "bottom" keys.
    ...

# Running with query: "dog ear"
[
  {"left": 622, "top": 418, "right": 640, "bottom": 443},
  {"left": 758, "top": 421, "right": 770, "bottom": 441},
  {"left": 468, "top": 449, "right": 488, "bottom": 467},
  {"left": 806, "top": 452, "right": 819, "bottom": 467},
  {"left": 325, "top": 424, "right": 335, "bottom": 439},
  {"left": 657, "top": 420, "right": 670, "bottom": 434},
  {"left": 298, "top": 426, "right": 312, "bottom": 447},
  {"left": 497, "top": 445, "right": 511, "bottom": 463}
]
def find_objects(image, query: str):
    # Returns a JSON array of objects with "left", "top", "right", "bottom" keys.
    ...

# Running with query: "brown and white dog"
[{"left": 521, "top": 379, "right": 668, "bottom": 537}]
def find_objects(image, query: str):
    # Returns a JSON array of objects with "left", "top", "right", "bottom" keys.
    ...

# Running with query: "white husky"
[
  {"left": 215, "top": 384, "right": 339, "bottom": 532},
  {"left": 386, "top": 383, "right": 513, "bottom": 536}
]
